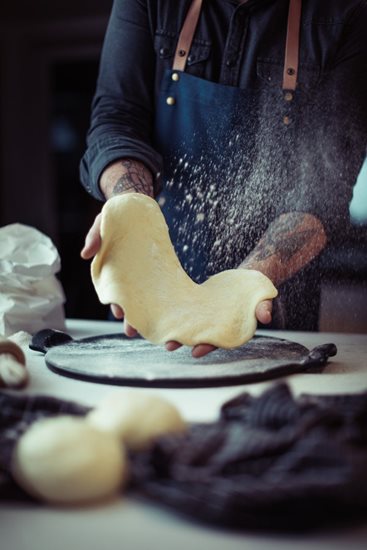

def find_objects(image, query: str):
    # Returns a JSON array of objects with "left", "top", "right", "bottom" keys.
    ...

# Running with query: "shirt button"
[
  {"left": 284, "top": 92, "right": 293, "bottom": 102},
  {"left": 171, "top": 73, "right": 180, "bottom": 82},
  {"left": 283, "top": 115, "right": 291, "bottom": 125},
  {"left": 159, "top": 47, "right": 169, "bottom": 57},
  {"left": 166, "top": 96, "right": 176, "bottom": 106},
  {"left": 226, "top": 58, "right": 235, "bottom": 67}
]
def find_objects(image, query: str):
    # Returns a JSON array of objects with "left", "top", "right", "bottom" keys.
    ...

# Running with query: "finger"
[
  {"left": 165, "top": 341, "right": 183, "bottom": 352},
  {"left": 111, "top": 305, "right": 137, "bottom": 336},
  {"left": 256, "top": 300, "right": 273, "bottom": 325},
  {"left": 124, "top": 319, "right": 138, "bottom": 338},
  {"left": 80, "top": 214, "right": 102, "bottom": 260},
  {"left": 110, "top": 304, "right": 124, "bottom": 319},
  {"left": 192, "top": 344, "right": 217, "bottom": 358}
]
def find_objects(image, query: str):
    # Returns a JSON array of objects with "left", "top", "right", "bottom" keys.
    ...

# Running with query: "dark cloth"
[
  {"left": 2, "top": 385, "right": 367, "bottom": 532},
  {"left": 0, "top": 392, "right": 90, "bottom": 501},
  {"left": 131, "top": 383, "right": 367, "bottom": 530},
  {"left": 80, "top": 0, "right": 367, "bottom": 244}
]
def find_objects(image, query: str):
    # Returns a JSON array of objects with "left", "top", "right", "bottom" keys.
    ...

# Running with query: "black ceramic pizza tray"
[
  {"left": 30, "top": 329, "right": 336, "bottom": 388},
  {"left": 30, "top": 329, "right": 337, "bottom": 388}
]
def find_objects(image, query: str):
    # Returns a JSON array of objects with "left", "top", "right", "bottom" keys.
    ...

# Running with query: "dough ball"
[
  {"left": 87, "top": 391, "right": 187, "bottom": 451},
  {"left": 12, "top": 416, "right": 128, "bottom": 505}
]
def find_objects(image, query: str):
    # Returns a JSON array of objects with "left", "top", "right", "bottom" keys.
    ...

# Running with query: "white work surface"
[{"left": 1, "top": 319, "right": 367, "bottom": 550}]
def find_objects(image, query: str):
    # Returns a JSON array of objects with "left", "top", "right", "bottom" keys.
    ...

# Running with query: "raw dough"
[
  {"left": 91, "top": 194, "right": 277, "bottom": 348},
  {"left": 12, "top": 416, "right": 128, "bottom": 504},
  {"left": 87, "top": 391, "right": 187, "bottom": 451}
]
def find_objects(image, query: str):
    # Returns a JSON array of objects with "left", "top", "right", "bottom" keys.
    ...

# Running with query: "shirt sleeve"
[
  {"left": 79, "top": 0, "right": 162, "bottom": 201},
  {"left": 276, "top": 0, "right": 367, "bottom": 243}
]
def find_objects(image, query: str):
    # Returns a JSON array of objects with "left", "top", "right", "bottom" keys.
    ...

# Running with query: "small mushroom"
[{"left": 0, "top": 335, "right": 29, "bottom": 388}]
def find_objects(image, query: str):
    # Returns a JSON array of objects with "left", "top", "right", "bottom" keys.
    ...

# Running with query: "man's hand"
[
  {"left": 80, "top": 213, "right": 102, "bottom": 261},
  {"left": 81, "top": 211, "right": 138, "bottom": 336}
]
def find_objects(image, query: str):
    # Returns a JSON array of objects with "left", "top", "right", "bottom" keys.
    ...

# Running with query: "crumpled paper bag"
[{"left": 0, "top": 223, "right": 66, "bottom": 336}]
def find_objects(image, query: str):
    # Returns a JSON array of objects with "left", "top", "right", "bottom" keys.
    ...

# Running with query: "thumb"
[
  {"left": 255, "top": 300, "right": 273, "bottom": 325},
  {"left": 81, "top": 213, "right": 102, "bottom": 260}
]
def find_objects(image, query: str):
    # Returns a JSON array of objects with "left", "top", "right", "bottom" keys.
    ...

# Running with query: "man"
[{"left": 80, "top": 0, "right": 367, "bottom": 356}]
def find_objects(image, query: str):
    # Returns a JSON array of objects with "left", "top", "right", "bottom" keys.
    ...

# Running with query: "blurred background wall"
[
  {"left": 0, "top": 1, "right": 366, "bottom": 331},
  {"left": 0, "top": 1, "right": 113, "bottom": 320}
]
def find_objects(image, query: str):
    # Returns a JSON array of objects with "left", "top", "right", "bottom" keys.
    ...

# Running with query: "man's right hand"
[
  {"left": 80, "top": 211, "right": 138, "bottom": 337},
  {"left": 80, "top": 213, "right": 102, "bottom": 261}
]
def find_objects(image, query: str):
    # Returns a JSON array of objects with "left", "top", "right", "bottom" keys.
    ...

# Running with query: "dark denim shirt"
[{"left": 80, "top": 0, "right": 367, "bottom": 241}]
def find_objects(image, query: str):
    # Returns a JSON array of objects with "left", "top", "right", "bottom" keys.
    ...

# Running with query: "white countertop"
[{"left": 1, "top": 320, "right": 367, "bottom": 550}]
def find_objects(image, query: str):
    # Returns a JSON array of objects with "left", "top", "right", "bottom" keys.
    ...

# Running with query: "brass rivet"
[
  {"left": 166, "top": 96, "right": 176, "bottom": 106},
  {"left": 283, "top": 115, "right": 291, "bottom": 125},
  {"left": 171, "top": 72, "right": 180, "bottom": 82},
  {"left": 178, "top": 49, "right": 186, "bottom": 57},
  {"left": 284, "top": 91, "right": 293, "bottom": 101}
]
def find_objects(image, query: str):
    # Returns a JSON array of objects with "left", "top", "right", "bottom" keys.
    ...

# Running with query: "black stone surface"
[{"left": 31, "top": 331, "right": 336, "bottom": 388}]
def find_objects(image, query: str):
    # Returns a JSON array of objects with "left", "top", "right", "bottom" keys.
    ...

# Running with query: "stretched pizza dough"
[{"left": 91, "top": 194, "right": 277, "bottom": 349}]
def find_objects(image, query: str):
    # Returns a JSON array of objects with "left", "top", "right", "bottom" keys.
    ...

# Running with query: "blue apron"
[
  {"left": 155, "top": 71, "right": 264, "bottom": 283},
  {"left": 153, "top": 0, "right": 303, "bottom": 286}
]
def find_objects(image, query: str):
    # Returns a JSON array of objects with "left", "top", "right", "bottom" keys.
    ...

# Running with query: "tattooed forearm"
[
  {"left": 100, "top": 159, "right": 154, "bottom": 199},
  {"left": 112, "top": 160, "right": 153, "bottom": 196},
  {"left": 241, "top": 212, "right": 327, "bottom": 286},
  {"left": 247, "top": 228, "right": 319, "bottom": 264}
]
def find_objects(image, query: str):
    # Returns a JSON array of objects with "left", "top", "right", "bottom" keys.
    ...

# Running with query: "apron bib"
[{"left": 154, "top": 0, "right": 302, "bottom": 284}]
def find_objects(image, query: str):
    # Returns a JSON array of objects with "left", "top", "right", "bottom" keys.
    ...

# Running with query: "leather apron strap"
[
  {"left": 173, "top": 0, "right": 302, "bottom": 91},
  {"left": 173, "top": 0, "right": 203, "bottom": 71},
  {"left": 282, "top": 0, "right": 302, "bottom": 91}
]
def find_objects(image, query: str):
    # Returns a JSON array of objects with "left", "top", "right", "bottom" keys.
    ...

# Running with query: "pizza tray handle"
[
  {"left": 302, "top": 343, "right": 337, "bottom": 369},
  {"left": 29, "top": 329, "right": 74, "bottom": 354}
]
